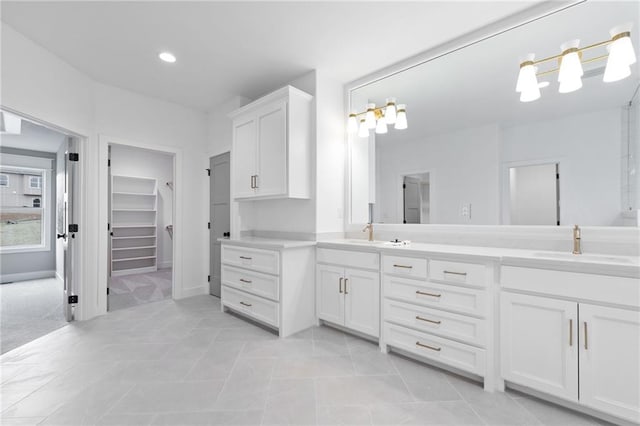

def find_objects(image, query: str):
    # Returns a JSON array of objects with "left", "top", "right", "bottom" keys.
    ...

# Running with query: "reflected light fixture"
[
  {"left": 515, "top": 25, "right": 636, "bottom": 102},
  {"left": 347, "top": 99, "right": 408, "bottom": 137}
]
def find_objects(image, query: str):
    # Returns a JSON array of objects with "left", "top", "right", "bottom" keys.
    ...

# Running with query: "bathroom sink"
[
  {"left": 344, "top": 239, "right": 386, "bottom": 246},
  {"left": 531, "top": 252, "right": 636, "bottom": 265}
]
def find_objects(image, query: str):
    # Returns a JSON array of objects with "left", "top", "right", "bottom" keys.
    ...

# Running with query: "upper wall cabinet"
[{"left": 229, "top": 86, "right": 313, "bottom": 201}]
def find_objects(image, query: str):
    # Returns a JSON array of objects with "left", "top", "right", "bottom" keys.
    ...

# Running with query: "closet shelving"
[{"left": 110, "top": 175, "right": 158, "bottom": 276}]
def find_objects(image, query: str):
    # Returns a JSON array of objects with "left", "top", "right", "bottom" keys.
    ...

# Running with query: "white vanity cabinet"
[
  {"left": 501, "top": 266, "right": 640, "bottom": 424},
  {"left": 220, "top": 241, "right": 316, "bottom": 338},
  {"left": 229, "top": 85, "right": 312, "bottom": 201},
  {"left": 316, "top": 248, "right": 380, "bottom": 338},
  {"left": 382, "top": 254, "right": 492, "bottom": 380}
]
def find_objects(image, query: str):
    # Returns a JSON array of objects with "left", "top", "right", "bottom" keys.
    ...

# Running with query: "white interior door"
[
  {"left": 579, "top": 304, "right": 640, "bottom": 423},
  {"left": 210, "top": 153, "right": 230, "bottom": 298},
  {"left": 316, "top": 265, "right": 345, "bottom": 326},
  {"left": 256, "top": 102, "right": 287, "bottom": 197},
  {"left": 501, "top": 292, "right": 578, "bottom": 401},
  {"left": 344, "top": 268, "right": 380, "bottom": 338},
  {"left": 61, "top": 138, "right": 78, "bottom": 321},
  {"left": 403, "top": 177, "right": 421, "bottom": 224},
  {"left": 509, "top": 163, "right": 559, "bottom": 225}
]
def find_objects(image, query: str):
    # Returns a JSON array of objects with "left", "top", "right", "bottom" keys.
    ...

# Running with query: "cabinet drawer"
[
  {"left": 222, "top": 245, "right": 280, "bottom": 275},
  {"left": 317, "top": 248, "right": 379, "bottom": 270},
  {"left": 384, "top": 276, "right": 486, "bottom": 318},
  {"left": 382, "top": 255, "right": 428, "bottom": 279},
  {"left": 384, "top": 322, "right": 486, "bottom": 376},
  {"left": 429, "top": 260, "right": 486, "bottom": 288},
  {"left": 222, "top": 286, "right": 279, "bottom": 327},
  {"left": 222, "top": 265, "right": 279, "bottom": 301},
  {"left": 384, "top": 299, "right": 486, "bottom": 347}
]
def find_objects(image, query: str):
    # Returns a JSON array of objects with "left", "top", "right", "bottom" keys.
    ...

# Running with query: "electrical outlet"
[{"left": 461, "top": 203, "right": 471, "bottom": 220}]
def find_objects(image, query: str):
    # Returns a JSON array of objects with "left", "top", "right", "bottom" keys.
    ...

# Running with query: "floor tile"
[
  {"left": 391, "top": 356, "right": 462, "bottom": 402},
  {"left": 316, "top": 405, "right": 372, "bottom": 425},
  {"left": 370, "top": 401, "right": 484, "bottom": 425},
  {"left": 213, "top": 358, "right": 275, "bottom": 411},
  {"left": 273, "top": 355, "right": 354, "bottom": 378},
  {"left": 262, "top": 378, "right": 316, "bottom": 425},
  {"left": 183, "top": 341, "right": 245, "bottom": 381},
  {"left": 514, "top": 395, "right": 609, "bottom": 425},
  {"left": 96, "top": 413, "right": 156, "bottom": 425},
  {"left": 315, "top": 375, "right": 413, "bottom": 406},
  {"left": 103, "top": 358, "right": 199, "bottom": 383},
  {"left": 151, "top": 410, "right": 263, "bottom": 425}
]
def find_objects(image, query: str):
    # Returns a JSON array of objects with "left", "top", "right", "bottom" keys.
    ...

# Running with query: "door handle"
[
  {"left": 250, "top": 175, "right": 255, "bottom": 189},
  {"left": 254, "top": 175, "right": 258, "bottom": 189},
  {"left": 339, "top": 277, "right": 343, "bottom": 294},
  {"left": 416, "top": 341, "right": 441, "bottom": 351},
  {"left": 240, "top": 301, "right": 252, "bottom": 307},
  {"left": 569, "top": 319, "right": 573, "bottom": 346},
  {"left": 583, "top": 321, "right": 588, "bottom": 350},
  {"left": 344, "top": 278, "right": 349, "bottom": 295},
  {"left": 416, "top": 290, "right": 441, "bottom": 298},
  {"left": 416, "top": 315, "right": 441, "bottom": 325},
  {"left": 57, "top": 233, "right": 67, "bottom": 239}
]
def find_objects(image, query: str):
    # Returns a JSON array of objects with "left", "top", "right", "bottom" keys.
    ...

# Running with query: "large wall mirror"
[{"left": 349, "top": 1, "right": 639, "bottom": 226}]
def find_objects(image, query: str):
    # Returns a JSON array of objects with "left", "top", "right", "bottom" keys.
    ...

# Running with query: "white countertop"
[
  {"left": 317, "top": 239, "right": 640, "bottom": 279},
  {"left": 219, "top": 237, "right": 316, "bottom": 249}
]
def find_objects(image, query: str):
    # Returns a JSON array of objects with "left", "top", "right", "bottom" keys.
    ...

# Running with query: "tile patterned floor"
[
  {"left": 0, "top": 278, "right": 67, "bottom": 354},
  {"left": 0, "top": 295, "right": 613, "bottom": 425},
  {"left": 108, "top": 269, "right": 172, "bottom": 311}
]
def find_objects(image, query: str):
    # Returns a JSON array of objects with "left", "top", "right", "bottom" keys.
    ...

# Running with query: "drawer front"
[
  {"left": 384, "top": 322, "right": 486, "bottom": 376},
  {"left": 384, "top": 299, "right": 486, "bottom": 347},
  {"left": 222, "top": 286, "right": 279, "bottom": 327},
  {"left": 382, "top": 255, "right": 428, "bottom": 279},
  {"left": 222, "top": 265, "right": 279, "bottom": 301},
  {"left": 429, "top": 259, "right": 487, "bottom": 288},
  {"left": 222, "top": 245, "right": 280, "bottom": 275},
  {"left": 317, "top": 248, "right": 379, "bottom": 270},
  {"left": 384, "top": 276, "right": 486, "bottom": 317}
]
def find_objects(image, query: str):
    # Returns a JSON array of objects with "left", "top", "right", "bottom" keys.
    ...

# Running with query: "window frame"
[
  {"left": 0, "top": 174, "right": 8, "bottom": 187},
  {"left": 29, "top": 176, "right": 42, "bottom": 189},
  {"left": 0, "top": 163, "right": 51, "bottom": 254}
]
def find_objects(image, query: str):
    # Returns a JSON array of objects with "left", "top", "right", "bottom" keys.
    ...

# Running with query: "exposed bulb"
[
  {"left": 384, "top": 98, "right": 397, "bottom": 124},
  {"left": 365, "top": 103, "right": 377, "bottom": 129},
  {"left": 394, "top": 105, "right": 407, "bottom": 130}
]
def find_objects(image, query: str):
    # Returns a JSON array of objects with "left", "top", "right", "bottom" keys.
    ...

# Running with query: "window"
[
  {"left": 29, "top": 176, "right": 42, "bottom": 189},
  {"left": 0, "top": 167, "right": 47, "bottom": 250}
]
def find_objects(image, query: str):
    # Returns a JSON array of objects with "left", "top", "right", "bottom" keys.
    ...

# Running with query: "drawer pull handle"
[
  {"left": 569, "top": 319, "right": 573, "bottom": 346},
  {"left": 443, "top": 270, "right": 467, "bottom": 276},
  {"left": 393, "top": 264, "right": 413, "bottom": 269},
  {"left": 239, "top": 278, "right": 252, "bottom": 284},
  {"left": 344, "top": 278, "right": 349, "bottom": 295},
  {"left": 416, "top": 290, "right": 441, "bottom": 298},
  {"left": 416, "top": 341, "right": 441, "bottom": 352},
  {"left": 416, "top": 315, "right": 441, "bottom": 325},
  {"left": 239, "top": 256, "right": 252, "bottom": 260},
  {"left": 339, "top": 277, "right": 343, "bottom": 294},
  {"left": 240, "top": 301, "right": 252, "bottom": 307}
]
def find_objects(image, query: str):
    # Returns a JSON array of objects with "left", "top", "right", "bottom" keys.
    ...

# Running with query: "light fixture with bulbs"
[
  {"left": 516, "top": 26, "right": 636, "bottom": 102},
  {"left": 347, "top": 98, "right": 408, "bottom": 137}
]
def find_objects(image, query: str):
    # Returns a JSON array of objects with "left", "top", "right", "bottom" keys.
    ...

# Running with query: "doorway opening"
[
  {"left": 508, "top": 163, "right": 560, "bottom": 226},
  {"left": 209, "top": 152, "right": 230, "bottom": 298},
  {"left": 0, "top": 110, "right": 80, "bottom": 353},
  {"left": 402, "top": 172, "right": 430, "bottom": 224},
  {"left": 107, "top": 144, "right": 175, "bottom": 311}
]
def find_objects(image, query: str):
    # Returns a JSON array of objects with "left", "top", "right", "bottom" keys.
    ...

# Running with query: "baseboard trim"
[
  {"left": 178, "top": 286, "right": 207, "bottom": 299},
  {"left": 158, "top": 261, "right": 173, "bottom": 269},
  {"left": 1, "top": 270, "right": 56, "bottom": 284}
]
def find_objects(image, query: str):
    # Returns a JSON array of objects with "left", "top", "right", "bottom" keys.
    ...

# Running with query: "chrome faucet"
[
  {"left": 572, "top": 225, "right": 582, "bottom": 255},
  {"left": 362, "top": 223, "right": 374, "bottom": 242}
]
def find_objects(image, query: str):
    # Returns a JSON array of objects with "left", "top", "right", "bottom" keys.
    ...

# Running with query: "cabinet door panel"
[
  {"left": 232, "top": 117, "right": 257, "bottom": 199},
  {"left": 317, "top": 265, "right": 345, "bottom": 325},
  {"left": 501, "top": 292, "right": 578, "bottom": 401},
  {"left": 344, "top": 269, "right": 380, "bottom": 338},
  {"left": 579, "top": 304, "right": 640, "bottom": 423},
  {"left": 256, "top": 102, "right": 287, "bottom": 197}
]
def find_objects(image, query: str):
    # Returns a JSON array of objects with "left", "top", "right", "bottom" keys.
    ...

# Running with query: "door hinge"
[
  {"left": 207, "top": 222, "right": 211, "bottom": 229},
  {"left": 107, "top": 223, "right": 110, "bottom": 231},
  {"left": 69, "top": 224, "right": 79, "bottom": 233},
  {"left": 107, "top": 288, "right": 110, "bottom": 295},
  {"left": 108, "top": 159, "right": 111, "bottom": 167},
  {"left": 68, "top": 295, "right": 79, "bottom": 304},
  {"left": 556, "top": 173, "right": 560, "bottom": 179},
  {"left": 557, "top": 220, "right": 560, "bottom": 226},
  {"left": 403, "top": 183, "right": 406, "bottom": 189},
  {"left": 69, "top": 153, "right": 79, "bottom": 162},
  {"left": 207, "top": 275, "right": 211, "bottom": 282},
  {"left": 206, "top": 168, "right": 211, "bottom": 176}
]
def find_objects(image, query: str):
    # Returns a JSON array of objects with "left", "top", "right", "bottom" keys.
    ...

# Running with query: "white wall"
[
  {"left": 109, "top": 145, "right": 174, "bottom": 268},
  {"left": 502, "top": 108, "right": 622, "bottom": 226},
  {"left": 375, "top": 124, "right": 501, "bottom": 225},
  {"left": 1, "top": 23, "right": 209, "bottom": 319}
]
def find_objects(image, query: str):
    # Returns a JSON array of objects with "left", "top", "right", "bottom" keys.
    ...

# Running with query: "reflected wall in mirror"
[{"left": 349, "top": 1, "right": 640, "bottom": 226}]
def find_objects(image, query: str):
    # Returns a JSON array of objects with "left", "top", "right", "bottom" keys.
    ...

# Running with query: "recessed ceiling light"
[{"left": 158, "top": 52, "right": 176, "bottom": 63}]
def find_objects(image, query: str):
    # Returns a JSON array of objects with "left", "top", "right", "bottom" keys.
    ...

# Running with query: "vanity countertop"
[
  {"left": 219, "top": 237, "right": 316, "bottom": 250},
  {"left": 317, "top": 239, "right": 640, "bottom": 278}
]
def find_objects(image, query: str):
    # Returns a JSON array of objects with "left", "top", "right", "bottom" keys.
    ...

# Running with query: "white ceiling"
[
  {"left": 0, "top": 1, "right": 541, "bottom": 110},
  {"left": 352, "top": 1, "right": 640, "bottom": 143}
]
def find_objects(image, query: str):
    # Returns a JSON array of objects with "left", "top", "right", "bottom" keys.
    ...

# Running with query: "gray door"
[
  {"left": 209, "top": 152, "right": 230, "bottom": 297},
  {"left": 403, "top": 177, "right": 421, "bottom": 224},
  {"left": 61, "top": 138, "right": 78, "bottom": 321}
]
